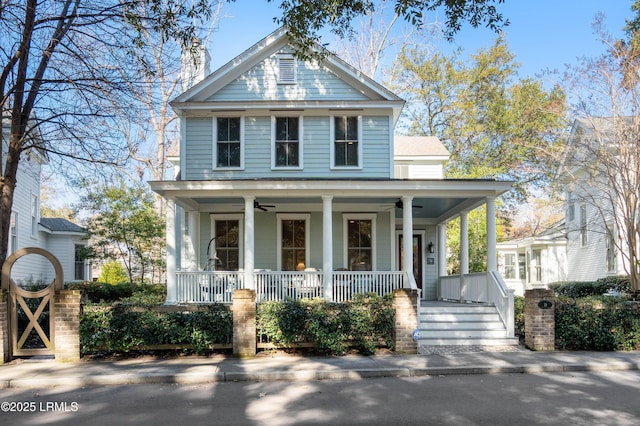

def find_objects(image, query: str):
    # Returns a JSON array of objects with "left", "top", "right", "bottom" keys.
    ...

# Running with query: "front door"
[{"left": 399, "top": 234, "right": 423, "bottom": 290}]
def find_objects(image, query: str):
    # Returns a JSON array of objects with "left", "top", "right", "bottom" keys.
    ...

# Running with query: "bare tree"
[
  {"left": 0, "top": 0, "right": 216, "bottom": 268},
  {"left": 557, "top": 18, "right": 640, "bottom": 291}
]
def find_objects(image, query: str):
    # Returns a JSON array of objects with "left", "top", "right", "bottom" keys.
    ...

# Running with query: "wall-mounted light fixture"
[{"left": 427, "top": 242, "right": 435, "bottom": 254}]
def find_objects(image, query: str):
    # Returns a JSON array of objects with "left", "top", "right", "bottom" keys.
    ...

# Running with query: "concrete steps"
[{"left": 418, "top": 302, "right": 519, "bottom": 347}]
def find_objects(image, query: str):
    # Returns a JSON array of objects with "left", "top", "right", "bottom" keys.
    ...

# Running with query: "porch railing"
[
  {"left": 175, "top": 270, "right": 407, "bottom": 304},
  {"left": 332, "top": 271, "right": 407, "bottom": 303},
  {"left": 437, "top": 271, "right": 514, "bottom": 336},
  {"left": 255, "top": 270, "right": 324, "bottom": 302},
  {"left": 176, "top": 271, "right": 245, "bottom": 304}
]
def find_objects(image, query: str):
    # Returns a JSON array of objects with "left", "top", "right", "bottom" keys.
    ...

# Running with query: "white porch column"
[
  {"left": 186, "top": 211, "right": 200, "bottom": 270},
  {"left": 460, "top": 211, "right": 469, "bottom": 302},
  {"left": 402, "top": 196, "right": 415, "bottom": 288},
  {"left": 438, "top": 223, "right": 447, "bottom": 276},
  {"left": 322, "top": 195, "right": 333, "bottom": 301},
  {"left": 460, "top": 211, "right": 469, "bottom": 275},
  {"left": 486, "top": 196, "right": 497, "bottom": 272},
  {"left": 244, "top": 196, "right": 255, "bottom": 290},
  {"left": 165, "top": 200, "right": 177, "bottom": 304}
]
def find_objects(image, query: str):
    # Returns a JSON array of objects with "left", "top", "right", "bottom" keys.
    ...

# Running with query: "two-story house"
[
  {"left": 560, "top": 118, "right": 630, "bottom": 282},
  {"left": 150, "top": 28, "right": 516, "bottom": 346},
  {"left": 1, "top": 120, "right": 91, "bottom": 285}
]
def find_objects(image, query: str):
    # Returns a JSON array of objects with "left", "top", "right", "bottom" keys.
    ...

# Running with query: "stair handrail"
[{"left": 488, "top": 271, "right": 515, "bottom": 338}]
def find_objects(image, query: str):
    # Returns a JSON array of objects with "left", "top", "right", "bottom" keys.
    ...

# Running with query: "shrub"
[
  {"left": 550, "top": 276, "right": 630, "bottom": 298},
  {"left": 67, "top": 281, "right": 166, "bottom": 304},
  {"left": 514, "top": 296, "right": 524, "bottom": 335},
  {"left": 555, "top": 296, "right": 640, "bottom": 351},
  {"left": 256, "top": 293, "right": 395, "bottom": 356},
  {"left": 98, "top": 260, "right": 129, "bottom": 284},
  {"left": 80, "top": 304, "right": 232, "bottom": 355}
]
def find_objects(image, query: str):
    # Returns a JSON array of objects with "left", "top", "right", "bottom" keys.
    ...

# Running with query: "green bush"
[
  {"left": 80, "top": 304, "right": 232, "bottom": 355},
  {"left": 98, "top": 260, "right": 129, "bottom": 284},
  {"left": 514, "top": 296, "right": 524, "bottom": 335},
  {"left": 550, "top": 276, "right": 630, "bottom": 298},
  {"left": 67, "top": 281, "right": 166, "bottom": 304},
  {"left": 555, "top": 296, "right": 640, "bottom": 351},
  {"left": 256, "top": 293, "right": 394, "bottom": 355}
]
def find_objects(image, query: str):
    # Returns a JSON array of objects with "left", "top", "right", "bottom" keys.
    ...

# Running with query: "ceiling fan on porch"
[
  {"left": 253, "top": 200, "right": 275, "bottom": 211},
  {"left": 395, "top": 198, "right": 423, "bottom": 209},
  {"left": 233, "top": 200, "right": 276, "bottom": 211}
]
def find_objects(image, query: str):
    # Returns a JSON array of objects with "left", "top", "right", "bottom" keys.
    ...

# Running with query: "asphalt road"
[{"left": 1, "top": 370, "right": 640, "bottom": 425}]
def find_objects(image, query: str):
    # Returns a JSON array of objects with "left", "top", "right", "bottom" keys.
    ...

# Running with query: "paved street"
[{"left": 2, "top": 370, "right": 640, "bottom": 425}]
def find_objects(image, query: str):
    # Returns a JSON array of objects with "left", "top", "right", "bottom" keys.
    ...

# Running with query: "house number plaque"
[{"left": 538, "top": 300, "right": 553, "bottom": 309}]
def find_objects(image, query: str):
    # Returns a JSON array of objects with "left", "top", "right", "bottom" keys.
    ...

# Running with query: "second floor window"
[
  {"left": 580, "top": 204, "right": 588, "bottom": 246},
  {"left": 334, "top": 116, "right": 359, "bottom": 167},
  {"left": 275, "top": 117, "right": 299, "bottom": 167},
  {"left": 216, "top": 117, "right": 241, "bottom": 168}
]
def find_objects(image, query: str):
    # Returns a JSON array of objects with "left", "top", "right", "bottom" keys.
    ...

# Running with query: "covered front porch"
[{"left": 150, "top": 179, "right": 513, "bottom": 307}]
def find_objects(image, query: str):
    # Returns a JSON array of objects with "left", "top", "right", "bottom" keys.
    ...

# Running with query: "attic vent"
[{"left": 278, "top": 57, "right": 296, "bottom": 84}]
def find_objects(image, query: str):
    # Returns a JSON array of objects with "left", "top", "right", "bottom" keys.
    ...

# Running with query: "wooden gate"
[{"left": 1, "top": 248, "right": 63, "bottom": 357}]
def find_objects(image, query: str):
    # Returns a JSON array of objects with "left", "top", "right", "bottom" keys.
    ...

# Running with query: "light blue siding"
[
  {"left": 184, "top": 115, "right": 391, "bottom": 180},
  {"left": 209, "top": 55, "right": 370, "bottom": 102}
]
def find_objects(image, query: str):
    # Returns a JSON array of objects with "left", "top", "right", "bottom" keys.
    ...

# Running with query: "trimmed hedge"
[
  {"left": 256, "top": 293, "right": 395, "bottom": 355},
  {"left": 549, "top": 276, "right": 630, "bottom": 298},
  {"left": 81, "top": 304, "right": 232, "bottom": 355},
  {"left": 68, "top": 281, "right": 166, "bottom": 304},
  {"left": 555, "top": 296, "right": 640, "bottom": 351}
]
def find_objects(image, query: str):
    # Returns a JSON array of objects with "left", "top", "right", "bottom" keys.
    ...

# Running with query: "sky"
[{"left": 206, "top": 1, "right": 633, "bottom": 79}]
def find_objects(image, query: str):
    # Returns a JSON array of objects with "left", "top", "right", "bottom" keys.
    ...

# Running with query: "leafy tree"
[
  {"left": 392, "top": 37, "right": 567, "bottom": 202},
  {"left": 390, "top": 37, "right": 566, "bottom": 272},
  {"left": 0, "top": 0, "right": 216, "bottom": 272},
  {"left": 265, "top": 0, "right": 509, "bottom": 59},
  {"left": 81, "top": 182, "right": 164, "bottom": 284},
  {"left": 98, "top": 260, "right": 130, "bottom": 285}
]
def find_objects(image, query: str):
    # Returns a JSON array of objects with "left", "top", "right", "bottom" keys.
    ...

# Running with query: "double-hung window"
[
  {"left": 580, "top": 204, "right": 588, "bottom": 246},
  {"left": 344, "top": 215, "right": 376, "bottom": 271},
  {"left": 333, "top": 116, "right": 360, "bottom": 168},
  {"left": 504, "top": 253, "right": 516, "bottom": 279},
  {"left": 278, "top": 215, "right": 309, "bottom": 271},
  {"left": 214, "top": 219, "right": 241, "bottom": 271},
  {"left": 216, "top": 117, "right": 242, "bottom": 168},
  {"left": 274, "top": 117, "right": 301, "bottom": 168}
]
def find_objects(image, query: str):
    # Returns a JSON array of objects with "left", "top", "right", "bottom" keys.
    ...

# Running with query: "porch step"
[{"left": 418, "top": 302, "right": 518, "bottom": 347}]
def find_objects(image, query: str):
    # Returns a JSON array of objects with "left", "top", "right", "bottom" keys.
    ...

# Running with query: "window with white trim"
[
  {"left": 31, "top": 194, "right": 38, "bottom": 237},
  {"left": 344, "top": 214, "right": 376, "bottom": 271},
  {"left": 580, "top": 204, "right": 588, "bottom": 247},
  {"left": 213, "top": 217, "right": 242, "bottom": 271},
  {"left": 278, "top": 214, "right": 309, "bottom": 271},
  {"left": 278, "top": 56, "right": 296, "bottom": 84},
  {"left": 504, "top": 253, "right": 516, "bottom": 279},
  {"left": 606, "top": 225, "right": 616, "bottom": 272},
  {"left": 333, "top": 116, "right": 360, "bottom": 168},
  {"left": 274, "top": 117, "right": 301, "bottom": 168},
  {"left": 567, "top": 192, "right": 575, "bottom": 222},
  {"left": 9, "top": 212, "right": 17, "bottom": 254},
  {"left": 215, "top": 117, "right": 242, "bottom": 168}
]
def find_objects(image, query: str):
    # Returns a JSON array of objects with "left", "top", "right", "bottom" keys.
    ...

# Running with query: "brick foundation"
[
  {"left": 0, "top": 290, "right": 9, "bottom": 364},
  {"left": 54, "top": 290, "right": 81, "bottom": 362},
  {"left": 233, "top": 289, "right": 256, "bottom": 357},
  {"left": 525, "top": 288, "right": 555, "bottom": 351},
  {"left": 393, "top": 288, "right": 419, "bottom": 354}
]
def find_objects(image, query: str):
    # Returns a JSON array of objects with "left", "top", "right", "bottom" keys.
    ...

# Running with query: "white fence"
[{"left": 175, "top": 270, "right": 408, "bottom": 304}]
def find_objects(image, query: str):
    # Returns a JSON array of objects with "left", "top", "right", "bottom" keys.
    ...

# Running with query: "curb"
[{"left": 2, "top": 361, "right": 640, "bottom": 388}]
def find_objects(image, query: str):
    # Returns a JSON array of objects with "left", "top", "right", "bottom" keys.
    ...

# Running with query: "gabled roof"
[
  {"left": 394, "top": 136, "right": 450, "bottom": 159},
  {"left": 171, "top": 27, "right": 405, "bottom": 122},
  {"left": 40, "top": 218, "right": 87, "bottom": 235}
]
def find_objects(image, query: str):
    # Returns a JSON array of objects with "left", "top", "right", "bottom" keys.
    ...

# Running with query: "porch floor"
[{"left": 421, "top": 300, "right": 491, "bottom": 308}]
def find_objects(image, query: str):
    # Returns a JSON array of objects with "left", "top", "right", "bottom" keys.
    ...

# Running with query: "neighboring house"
[
  {"left": 1, "top": 121, "right": 91, "bottom": 285},
  {"left": 150, "top": 28, "right": 516, "bottom": 345},
  {"left": 497, "top": 221, "right": 567, "bottom": 296},
  {"left": 559, "top": 118, "right": 629, "bottom": 282}
]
